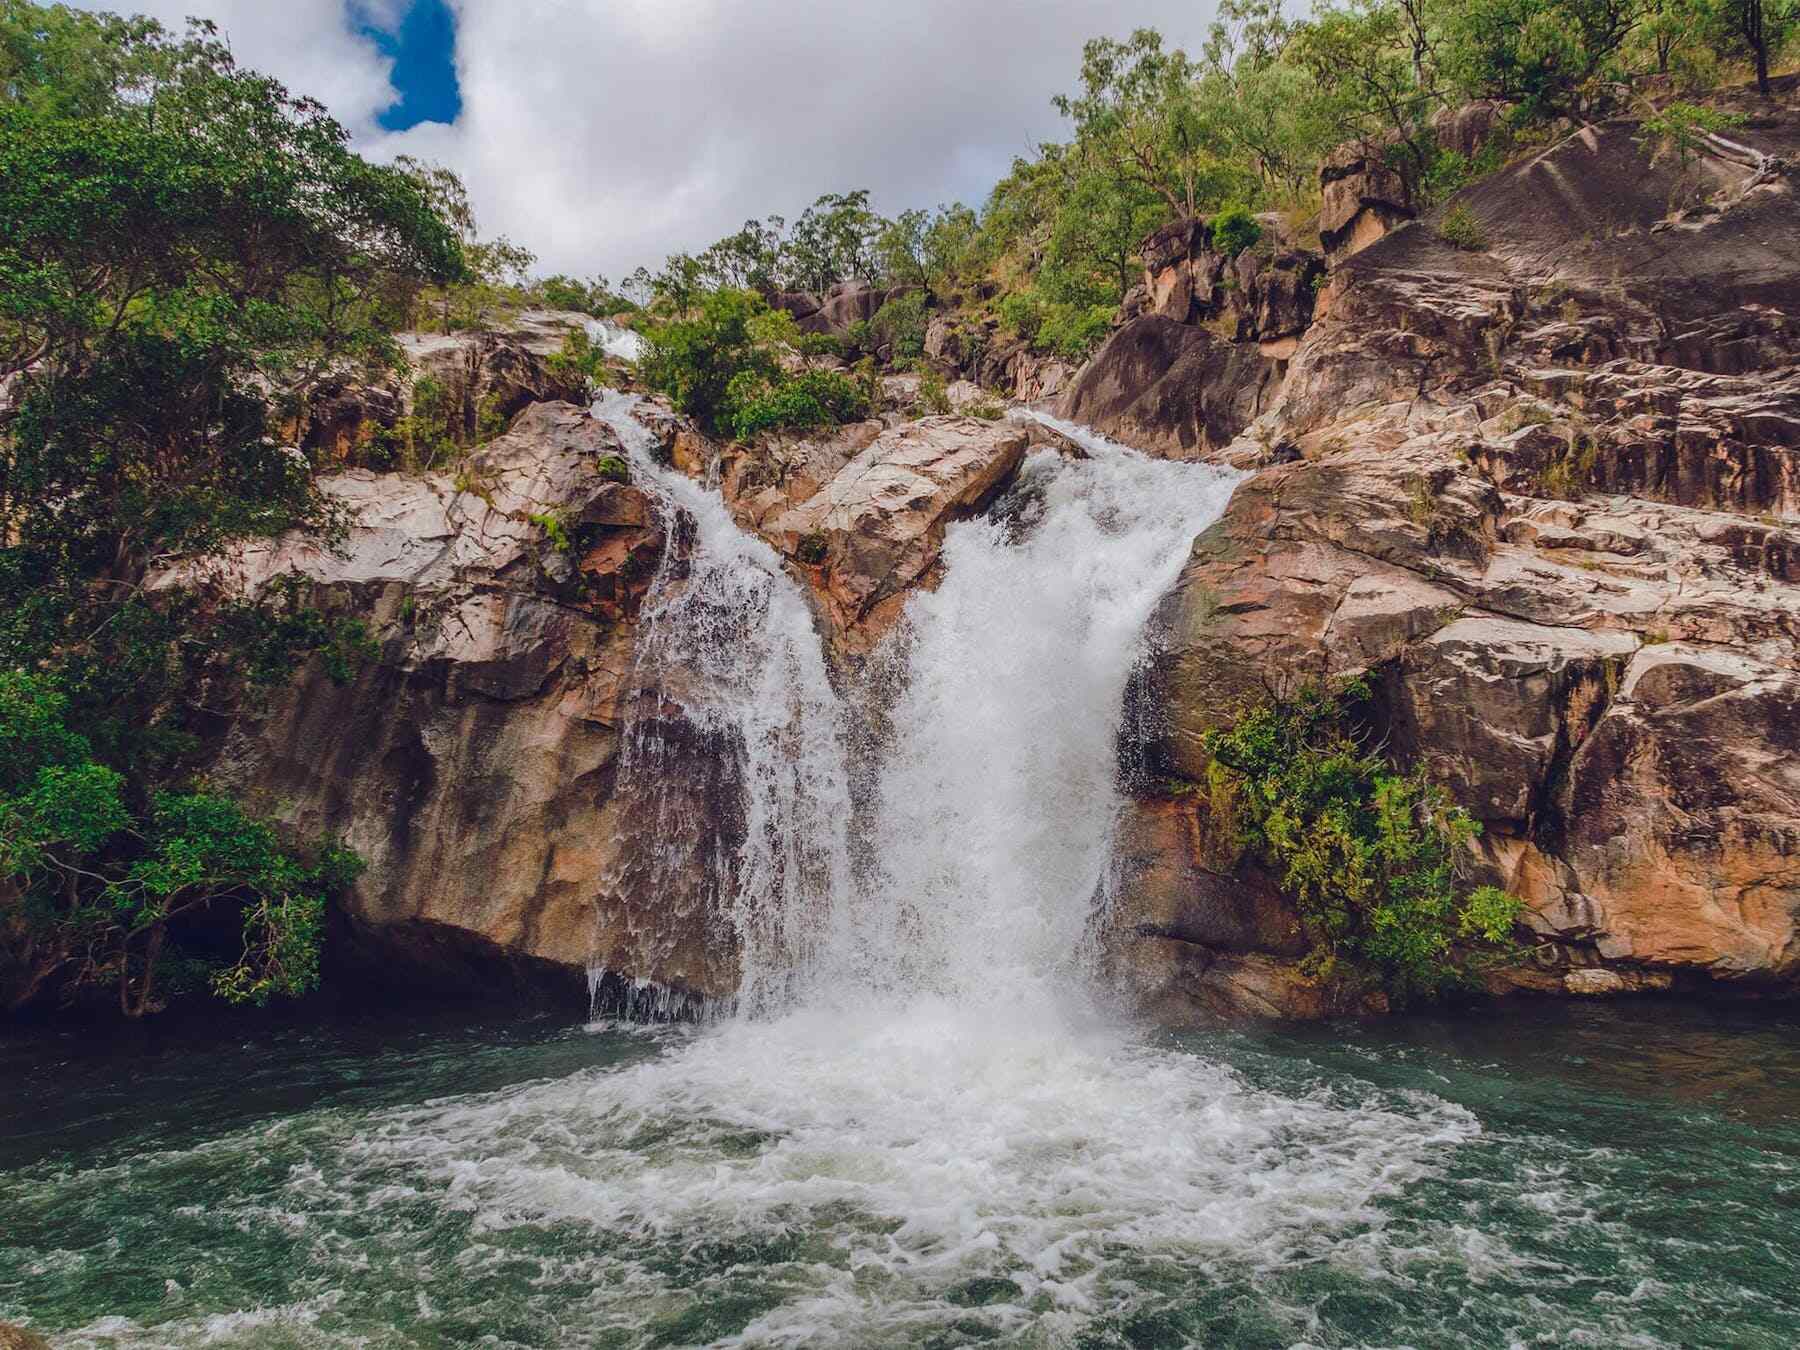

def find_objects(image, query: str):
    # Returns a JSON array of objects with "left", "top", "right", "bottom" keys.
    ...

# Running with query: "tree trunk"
[{"left": 120, "top": 924, "right": 166, "bottom": 1019}]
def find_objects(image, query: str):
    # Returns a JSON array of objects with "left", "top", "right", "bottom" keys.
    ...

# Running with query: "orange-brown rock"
[
  {"left": 187, "top": 402, "right": 732, "bottom": 1010},
  {"left": 765, "top": 416, "right": 1030, "bottom": 654},
  {"left": 1121, "top": 88, "right": 1800, "bottom": 1016}
]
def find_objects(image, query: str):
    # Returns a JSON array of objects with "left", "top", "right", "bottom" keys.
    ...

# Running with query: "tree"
[
  {"left": 0, "top": 672, "right": 360, "bottom": 1016},
  {"left": 394, "top": 155, "right": 534, "bottom": 332},
  {"left": 781, "top": 190, "right": 882, "bottom": 291},
  {"left": 1703, "top": 0, "right": 1798, "bottom": 95},
  {"left": 1440, "top": 0, "right": 1645, "bottom": 118},
  {"left": 1053, "top": 29, "right": 1224, "bottom": 221},
  {"left": 0, "top": 3, "right": 455, "bottom": 1014},
  {"left": 698, "top": 217, "right": 786, "bottom": 292},
  {"left": 1290, "top": 1, "right": 1444, "bottom": 181}
]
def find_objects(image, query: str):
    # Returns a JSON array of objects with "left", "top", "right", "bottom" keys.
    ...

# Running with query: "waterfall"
[
  {"left": 582, "top": 316, "right": 646, "bottom": 362},
  {"left": 591, "top": 391, "right": 856, "bottom": 1017},
  {"left": 840, "top": 412, "right": 1241, "bottom": 1014},
  {"left": 592, "top": 394, "right": 1240, "bottom": 1021}
]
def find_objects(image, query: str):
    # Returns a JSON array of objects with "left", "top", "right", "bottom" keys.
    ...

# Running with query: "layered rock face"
[
  {"left": 1119, "top": 87, "right": 1800, "bottom": 1017},
  {"left": 194, "top": 402, "right": 739, "bottom": 1007},
  {"left": 1059, "top": 216, "right": 1324, "bottom": 458}
]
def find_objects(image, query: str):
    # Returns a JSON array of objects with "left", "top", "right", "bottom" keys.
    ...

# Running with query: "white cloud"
[
  {"left": 72, "top": 0, "right": 404, "bottom": 135},
  {"left": 77, "top": 0, "right": 1220, "bottom": 280}
]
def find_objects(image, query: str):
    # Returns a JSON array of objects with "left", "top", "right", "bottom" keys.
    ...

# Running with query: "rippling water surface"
[
  {"left": 7, "top": 410, "right": 1795, "bottom": 1347},
  {"left": 4, "top": 1000, "right": 1798, "bottom": 1348}
]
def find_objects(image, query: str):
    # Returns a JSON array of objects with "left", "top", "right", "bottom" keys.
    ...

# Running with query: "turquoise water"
[{"left": 3, "top": 999, "right": 1798, "bottom": 1348}]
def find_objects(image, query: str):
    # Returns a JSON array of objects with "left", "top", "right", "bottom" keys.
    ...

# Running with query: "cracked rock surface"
[{"left": 1118, "top": 86, "right": 1800, "bottom": 1018}]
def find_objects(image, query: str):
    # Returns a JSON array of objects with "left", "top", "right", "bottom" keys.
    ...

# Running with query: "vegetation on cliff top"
[
  {"left": 619, "top": 0, "right": 1794, "bottom": 400},
  {"left": 0, "top": 1, "right": 469, "bottom": 1015}
]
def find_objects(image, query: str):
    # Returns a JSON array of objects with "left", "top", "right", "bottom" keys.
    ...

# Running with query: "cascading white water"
[
  {"left": 522, "top": 398, "right": 1483, "bottom": 1342},
  {"left": 593, "top": 391, "right": 855, "bottom": 1017},
  {"left": 594, "top": 395, "right": 1241, "bottom": 1019},
  {"left": 835, "top": 412, "right": 1243, "bottom": 1016},
  {"left": 4, "top": 403, "right": 1499, "bottom": 1349},
  {"left": 583, "top": 316, "right": 647, "bottom": 362}
]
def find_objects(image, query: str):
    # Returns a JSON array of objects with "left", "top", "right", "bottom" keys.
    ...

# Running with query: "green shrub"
[
  {"left": 595, "top": 453, "right": 630, "bottom": 483},
  {"left": 728, "top": 369, "right": 870, "bottom": 440},
  {"left": 870, "top": 290, "right": 929, "bottom": 359},
  {"left": 1209, "top": 203, "right": 1263, "bottom": 258},
  {"left": 639, "top": 288, "right": 783, "bottom": 434},
  {"left": 528, "top": 509, "right": 574, "bottom": 555},
  {"left": 918, "top": 368, "right": 952, "bottom": 415},
  {"left": 1438, "top": 203, "right": 1489, "bottom": 251},
  {"left": 1637, "top": 102, "right": 1746, "bottom": 170},
  {"left": 1036, "top": 302, "right": 1114, "bottom": 359},
  {"left": 1198, "top": 678, "right": 1523, "bottom": 1002},
  {"left": 796, "top": 531, "right": 829, "bottom": 565},
  {"left": 996, "top": 291, "right": 1045, "bottom": 341},
  {"left": 546, "top": 328, "right": 612, "bottom": 398},
  {"left": 1420, "top": 138, "right": 1510, "bottom": 207},
  {"left": 796, "top": 331, "right": 844, "bottom": 358}
]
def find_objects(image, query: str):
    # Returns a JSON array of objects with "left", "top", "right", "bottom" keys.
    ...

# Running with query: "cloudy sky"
[{"left": 73, "top": 0, "right": 1217, "bottom": 281}]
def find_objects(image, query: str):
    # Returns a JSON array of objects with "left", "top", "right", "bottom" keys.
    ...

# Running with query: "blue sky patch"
[{"left": 352, "top": 0, "right": 461, "bottom": 130}]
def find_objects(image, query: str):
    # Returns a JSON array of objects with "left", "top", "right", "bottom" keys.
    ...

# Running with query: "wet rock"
[
  {"left": 190, "top": 401, "right": 733, "bottom": 1006},
  {"left": 766, "top": 416, "right": 1030, "bottom": 653}
]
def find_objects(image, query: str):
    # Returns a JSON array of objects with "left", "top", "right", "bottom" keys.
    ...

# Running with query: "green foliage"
[
  {"left": 795, "top": 531, "right": 829, "bottom": 565},
  {"left": 640, "top": 288, "right": 870, "bottom": 440},
  {"left": 0, "top": 4, "right": 448, "bottom": 1016},
  {"left": 997, "top": 292, "right": 1046, "bottom": 341},
  {"left": 796, "top": 331, "right": 844, "bottom": 358},
  {"left": 1209, "top": 203, "right": 1264, "bottom": 257},
  {"left": 1438, "top": 203, "right": 1490, "bottom": 250},
  {"left": 1637, "top": 100, "right": 1747, "bottom": 168},
  {"left": 870, "top": 290, "right": 929, "bottom": 359},
  {"left": 1441, "top": 0, "right": 1640, "bottom": 120},
  {"left": 918, "top": 368, "right": 952, "bottom": 415},
  {"left": 529, "top": 509, "right": 575, "bottom": 555},
  {"left": 728, "top": 369, "right": 870, "bottom": 440},
  {"left": 531, "top": 273, "right": 637, "bottom": 317},
  {"left": 0, "top": 673, "right": 359, "bottom": 1015},
  {"left": 1036, "top": 302, "right": 1116, "bottom": 359},
  {"left": 545, "top": 327, "right": 612, "bottom": 399},
  {"left": 1200, "top": 680, "right": 1524, "bottom": 1002},
  {"left": 1419, "top": 138, "right": 1512, "bottom": 206},
  {"left": 640, "top": 288, "right": 781, "bottom": 432}
]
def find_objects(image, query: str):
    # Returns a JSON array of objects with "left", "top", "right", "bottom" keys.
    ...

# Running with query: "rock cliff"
[
  {"left": 1112, "top": 83, "right": 1800, "bottom": 1018},
  {"left": 199, "top": 85, "right": 1800, "bottom": 1022}
]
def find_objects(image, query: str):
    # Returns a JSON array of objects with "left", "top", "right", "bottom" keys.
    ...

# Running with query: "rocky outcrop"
[
  {"left": 1318, "top": 140, "right": 1416, "bottom": 265},
  {"left": 191, "top": 402, "right": 734, "bottom": 1009},
  {"left": 1119, "top": 85, "right": 1800, "bottom": 1018},
  {"left": 292, "top": 310, "right": 592, "bottom": 465},
  {"left": 770, "top": 283, "right": 917, "bottom": 337},
  {"left": 745, "top": 416, "right": 1031, "bottom": 655},
  {"left": 1057, "top": 317, "right": 1287, "bottom": 460},
  {"left": 1058, "top": 213, "right": 1324, "bottom": 454}
]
